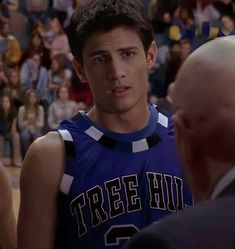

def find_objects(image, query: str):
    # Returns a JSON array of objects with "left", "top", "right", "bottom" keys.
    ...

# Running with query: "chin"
[{"left": 110, "top": 102, "right": 137, "bottom": 114}]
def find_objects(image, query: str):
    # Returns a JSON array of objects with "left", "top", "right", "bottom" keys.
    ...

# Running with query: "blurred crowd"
[
  {"left": 0, "top": 0, "right": 235, "bottom": 166},
  {"left": 147, "top": 0, "right": 235, "bottom": 110},
  {"left": 0, "top": 0, "right": 94, "bottom": 166}
]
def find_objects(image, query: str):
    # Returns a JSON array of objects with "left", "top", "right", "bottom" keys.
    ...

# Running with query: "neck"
[
  {"left": 87, "top": 105, "right": 150, "bottom": 133},
  {"left": 59, "top": 99, "right": 67, "bottom": 104},
  {"left": 27, "top": 104, "right": 36, "bottom": 110}
]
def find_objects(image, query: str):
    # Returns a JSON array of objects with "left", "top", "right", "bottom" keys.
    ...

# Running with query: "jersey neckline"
[
  {"left": 79, "top": 105, "right": 159, "bottom": 143},
  {"left": 59, "top": 105, "right": 169, "bottom": 153}
]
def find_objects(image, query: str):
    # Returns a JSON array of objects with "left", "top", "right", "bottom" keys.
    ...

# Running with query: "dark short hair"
[{"left": 68, "top": 0, "right": 154, "bottom": 64}]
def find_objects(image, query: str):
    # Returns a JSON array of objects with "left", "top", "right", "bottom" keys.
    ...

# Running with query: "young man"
[
  {"left": 18, "top": 1, "right": 192, "bottom": 249},
  {"left": 123, "top": 36, "right": 235, "bottom": 249},
  {"left": 0, "top": 162, "right": 16, "bottom": 249}
]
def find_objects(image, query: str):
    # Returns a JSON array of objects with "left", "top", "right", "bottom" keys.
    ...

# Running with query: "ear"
[
  {"left": 72, "top": 58, "right": 88, "bottom": 83},
  {"left": 173, "top": 112, "right": 194, "bottom": 172},
  {"left": 146, "top": 41, "right": 157, "bottom": 70}
]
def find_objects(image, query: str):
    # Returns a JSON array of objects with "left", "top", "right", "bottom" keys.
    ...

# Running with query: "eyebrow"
[{"left": 88, "top": 46, "right": 139, "bottom": 58}]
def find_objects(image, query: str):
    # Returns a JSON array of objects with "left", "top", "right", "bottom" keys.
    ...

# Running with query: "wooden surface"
[{"left": 12, "top": 189, "right": 20, "bottom": 219}]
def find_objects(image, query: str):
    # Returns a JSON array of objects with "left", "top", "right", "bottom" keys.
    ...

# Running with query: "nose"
[{"left": 107, "top": 58, "right": 126, "bottom": 81}]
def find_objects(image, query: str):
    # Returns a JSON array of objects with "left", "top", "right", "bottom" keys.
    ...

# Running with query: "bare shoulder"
[
  {"left": 20, "top": 131, "right": 65, "bottom": 194},
  {"left": 18, "top": 132, "right": 65, "bottom": 249},
  {"left": 0, "top": 163, "right": 10, "bottom": 186},
  {"left": 28, "top": 131, "right": 63, "bottom": 153},
  {"left": 0, "top": 163, "right": 16, "bottom": 249},
  {"left": 0, "top": 163, "right": 12, "bottom": 214}
]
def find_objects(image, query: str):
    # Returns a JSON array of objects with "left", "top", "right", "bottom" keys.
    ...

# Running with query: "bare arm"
[
  {"left": 17, "top": 107, "right": 28, "bottom": 130},
  {"left": 18, "top": 132, "right": 65, "bottom": 249},
  {"left": 0, "top": 163, "right": 17, "bottom": 249}
]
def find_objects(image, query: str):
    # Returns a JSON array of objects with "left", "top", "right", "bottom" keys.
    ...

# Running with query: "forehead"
[
  {"left": 83, "top": 26, "right": 144, "bottom": 55},
  {"left": 29, "top": 91, "right": 36, "bottom": 96},
  {"left": 52, "top": 59, "right": 59, "bottom": 64},
  {"left": 60, "top": 86, "right": 68, "bottom": 91},
  {"left": 3, "top": 96, "right": 10, "bottom": 102},
  {"left": 222, "top": 16, "right": 232, "bottom": 22},
  {"left": 33, "top": 54, "right": 40, "bottom": 60},
  {"left": 33, "top": 33, "right": 40, "bottom": 38}
]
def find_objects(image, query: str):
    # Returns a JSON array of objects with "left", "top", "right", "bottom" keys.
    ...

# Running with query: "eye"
[
  {"left": 123, "top": 50, "right": 136, "bottom": 58},
  {"left": 94, "top": 55, "right": 107, "bottom": 63}
]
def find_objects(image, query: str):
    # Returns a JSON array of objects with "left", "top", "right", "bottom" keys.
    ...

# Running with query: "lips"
[{"left": 111, "top": 86, "right": 130, "bottom": 96}]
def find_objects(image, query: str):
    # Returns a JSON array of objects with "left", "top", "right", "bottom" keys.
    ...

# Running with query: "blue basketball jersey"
[{"left": 56, "top": 105, "right": 192, "bottom": 249}]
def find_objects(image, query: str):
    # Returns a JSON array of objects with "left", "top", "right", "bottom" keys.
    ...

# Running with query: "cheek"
[
  {"left": 131, "top": 63, "right": 149, "bottom": 85},
  {"left": 84, "top": 65, "right": 102, "bottom": 81},
  {"left": 85, "top": 71, "right": 108, "bottom": 93},
  {"left": 125, "top": 58, "right": 148, "bottom": 75}
]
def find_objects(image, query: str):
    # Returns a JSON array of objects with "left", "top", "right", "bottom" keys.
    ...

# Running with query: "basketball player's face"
[{"left": 74, "top": 27, "right": 156, "bottom": 114}]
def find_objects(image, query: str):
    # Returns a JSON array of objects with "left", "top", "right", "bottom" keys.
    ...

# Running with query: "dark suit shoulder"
[{"left": 124, "top": 196, "right": 235, "bottom": 249}]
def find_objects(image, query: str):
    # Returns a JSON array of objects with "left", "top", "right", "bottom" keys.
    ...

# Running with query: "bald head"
[
  {"left": 173, "top": 37, "right": 235, "bottom": 199},
  {"left": 174, "top": 37, "right": 235, "bottom": 144},
  {"left": 174, "top": 36, "right": 235, "bottom": 166},
  {"left": 174, "top": 37, "right": 235, "bottom": 115}
]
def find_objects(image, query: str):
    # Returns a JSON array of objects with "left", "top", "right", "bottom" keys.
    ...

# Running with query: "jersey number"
[{"left": 105, "top": 225, "right": 139, "bottom": 246}]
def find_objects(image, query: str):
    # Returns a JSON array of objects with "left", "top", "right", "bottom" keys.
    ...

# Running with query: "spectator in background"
[
  {"left": 218, "top": 14, "right": 235, "bottom": 36},
  {"left": 0, "top": 161, "right": 17, "bottom": 249},
  {"left": 193, "top": 0, "right": 220, "bottom": 27},
  {"left": 3, "top": 68, "right": 27, "bottom": 110},
  {"left": 0, "top": 21, "right": 22, "bottom": 67},
  {"left": 18, "top": 89, "right": 44, "bottom": 156},
  {"left": 51, "top": 0, "right": 72, "bottom": 27},
  {"left": 26, "top": 0, "right": 49, "bottom": 27},
  {"left": 148, "top": 0, "right": 179, "bottom": 34},
  {"left": 40, "top": 17, "right": 70, "bottom": 59},
  {"left": 148, "top": 0, "right": 179, "bottom": 48},
  {"left": 20, "top": 29, "right": 50, "bottom": 69},
  {"left": 69, "top": 72, "right": 93, "bottom": 109},
  {"left": 169, "top": 5, "right": 197, "bottom": 42},
  {"left": 20, "top": 52, "right": 49, "bottom": 109},
  {"left": 47, "top": 53, "right": 72, "bottom": 104},
  {"left": 162, "top": 38, "right": 191, "bottom": 97},
  {"left": 7, "top": 0, "right": 29, "bottom": 50},
  {"left": 0, "top": 94, "right": 22, "bottom": 167},
  {"left": 213, "top": 0, "right": 235, "bottom": 18},
  {"left": 156, "top": 82, "right": 175, "bottom": 116},
  {"left": 163, "top": 41, "right": 183, "bottom": 96},
  {"left": 0, "top": 0, "right": 10, "bottom": 24},
  {"left": 180, "top": 37, "right": 192, "bottom": 61},
  {"left": 0, "top": 58, "right": 9, "bottom": 96},
  {"left": 48, "top": 85, "right": 78, "bottom": 130}
]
